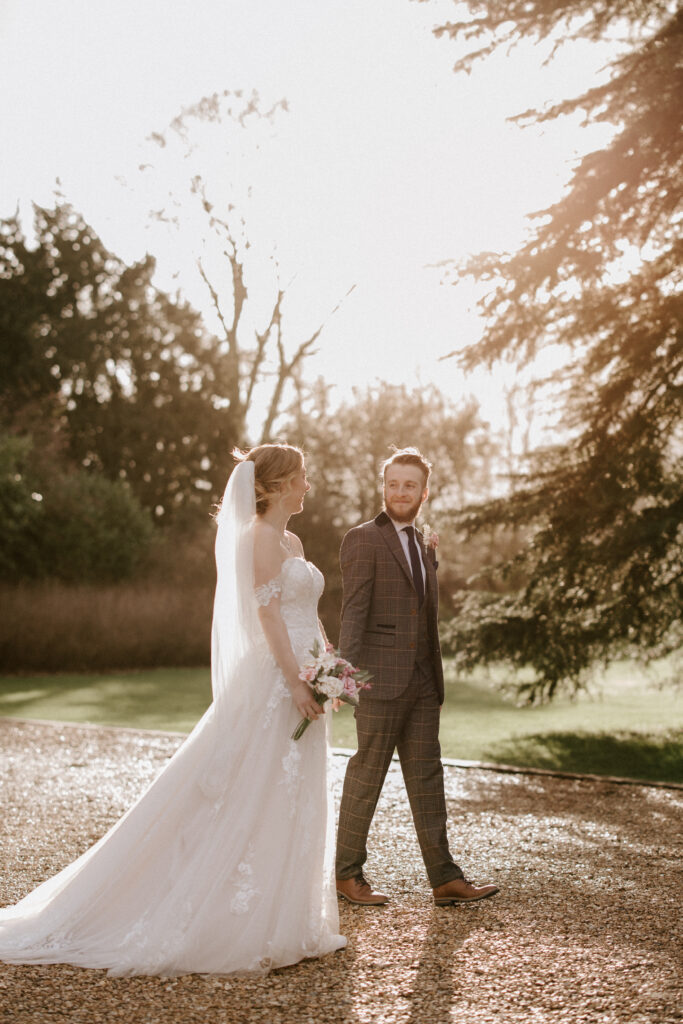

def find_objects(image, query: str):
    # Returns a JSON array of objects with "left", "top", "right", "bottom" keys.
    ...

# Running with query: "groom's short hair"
[{"left": 381, "top": 446, "right": 432, "bottom": 489}]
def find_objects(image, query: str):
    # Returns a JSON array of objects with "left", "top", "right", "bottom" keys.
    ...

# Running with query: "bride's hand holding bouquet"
[{"left": 292, "top": 640, "right": 372, "bottom": 741}]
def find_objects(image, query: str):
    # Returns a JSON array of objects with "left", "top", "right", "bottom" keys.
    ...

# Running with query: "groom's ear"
[{"left": 421, "top": 486, "right": 429, "bottom": 504}]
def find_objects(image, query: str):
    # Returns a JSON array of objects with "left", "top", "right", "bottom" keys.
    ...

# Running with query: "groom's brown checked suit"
[{"left": 335, "top": 511, "right": 463, "bottom": 888}]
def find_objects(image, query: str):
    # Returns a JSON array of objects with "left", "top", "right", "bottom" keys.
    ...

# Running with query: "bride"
[{"left": 0, "top": 443, "right": 346, "bottom": 976}]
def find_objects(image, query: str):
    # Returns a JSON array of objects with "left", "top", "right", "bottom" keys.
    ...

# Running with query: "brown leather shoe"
[
  {"left": 433, "top": 877, "right": 499, "bottom": 906},
  {"left": 336, "top": 875, "right": 389, "bottom": 906}
]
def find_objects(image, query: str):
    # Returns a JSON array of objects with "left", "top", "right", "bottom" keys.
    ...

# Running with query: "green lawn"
[{"left": 1, "top": 658, "right": 680, "bottom": 783}]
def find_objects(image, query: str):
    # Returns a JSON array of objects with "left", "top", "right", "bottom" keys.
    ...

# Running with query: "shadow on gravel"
[
  {"left": 483, "top": 729, "right": 683, "bottom": 784},
  {"left": 403, "top": 908, "right": 475, "bottom": 1024}
]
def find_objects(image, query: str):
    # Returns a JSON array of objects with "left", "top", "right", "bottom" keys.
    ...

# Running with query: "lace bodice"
[{"left": 255, "top": 557, "right": 324, "bottom": 638}]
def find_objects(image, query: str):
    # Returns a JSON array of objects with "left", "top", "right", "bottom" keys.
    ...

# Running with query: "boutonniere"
[{"left": 421, "top": 523, "right": 439, "bottom": 551}]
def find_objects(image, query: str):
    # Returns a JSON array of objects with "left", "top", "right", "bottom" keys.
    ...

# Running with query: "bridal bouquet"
[{"left": 292, "top": 640, "right": 372, "bottom": 741}]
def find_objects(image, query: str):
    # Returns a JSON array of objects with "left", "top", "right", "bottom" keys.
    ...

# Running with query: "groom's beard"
[{"left": 384, "top": 495, "right": 424, "bottom": 524}]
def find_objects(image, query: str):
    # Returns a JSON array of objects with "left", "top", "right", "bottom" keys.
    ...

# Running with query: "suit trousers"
[{"left": 335, "top": 659, "right": 463, "bottom": 888}]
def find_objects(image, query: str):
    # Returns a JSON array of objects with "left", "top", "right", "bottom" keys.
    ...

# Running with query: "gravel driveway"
[{"left": 0, "top": 719, "right": 680, "bottom": 1024}]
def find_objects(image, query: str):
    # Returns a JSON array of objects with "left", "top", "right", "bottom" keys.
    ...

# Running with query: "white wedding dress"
[{"left": 0, "top": 467, "right": 346, "bottom": 977}]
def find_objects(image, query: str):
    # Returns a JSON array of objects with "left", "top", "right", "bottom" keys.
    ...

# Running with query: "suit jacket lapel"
[
  {"left": 416, "top": 528, "right": 438, "bottom": 607},
  {"left": 374, "top": 511, "right": 415, "bottom": 590}
]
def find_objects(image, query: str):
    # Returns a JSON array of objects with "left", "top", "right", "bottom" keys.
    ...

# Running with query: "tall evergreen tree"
[{"left": 427, "top": 1, "right": 683, "bottom": 696}]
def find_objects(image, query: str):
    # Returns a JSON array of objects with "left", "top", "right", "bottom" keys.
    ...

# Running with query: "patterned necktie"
[{"left": 403, "top": 526, "right": 425, "bottom": 606}]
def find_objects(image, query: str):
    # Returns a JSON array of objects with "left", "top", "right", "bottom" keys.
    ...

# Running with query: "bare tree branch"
[
  {"left": 245, "top": 288, "right": 284, "bottom": 412},
  {"left": 143, "top": 93, "right": 352, "bottom": 446},
  {"left": 259, "top": 284, "right": 356, "bottom": 442}
]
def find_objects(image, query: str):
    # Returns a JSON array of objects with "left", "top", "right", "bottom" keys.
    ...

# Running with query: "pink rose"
[{"left": 298, "top": 664, "right": 318, "bottom": 683}]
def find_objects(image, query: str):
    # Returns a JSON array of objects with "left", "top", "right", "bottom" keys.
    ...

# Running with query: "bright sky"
[{"left": 1, "top": 0, "right": 615, "bottom": 442}]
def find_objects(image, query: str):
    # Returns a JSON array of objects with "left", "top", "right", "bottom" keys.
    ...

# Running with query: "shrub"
[
  {"left": 0, "top": 433, "right": 154, "bottom": 583},
  {"left": 39, "top": 472, "right": 155, "bottom": 583}
]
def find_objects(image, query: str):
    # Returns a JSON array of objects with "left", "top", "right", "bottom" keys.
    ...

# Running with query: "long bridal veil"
[{"left": 211, "top": 459, "right": 259, "bottom": 708}]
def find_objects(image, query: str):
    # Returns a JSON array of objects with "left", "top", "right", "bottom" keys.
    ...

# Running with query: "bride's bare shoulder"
[
  {"left": 252, "top": 519, "right": 284, "bottom": 580},
  {"left": 253, "top": 517, "right": 276, "bottom": 540}
]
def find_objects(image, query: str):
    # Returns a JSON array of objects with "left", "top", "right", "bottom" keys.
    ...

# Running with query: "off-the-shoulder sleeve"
[{"left": 254, "top": 574, "right": 282, "bottom": 607}]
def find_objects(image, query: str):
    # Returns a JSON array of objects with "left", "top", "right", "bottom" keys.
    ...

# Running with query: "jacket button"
[{"left": 408, "top": 642, "right": 416, "bottom": 650}]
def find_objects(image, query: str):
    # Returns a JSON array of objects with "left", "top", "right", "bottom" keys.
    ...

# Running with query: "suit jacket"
[{"left": 339, "top": 511, "right": 444, "bottom": 703}]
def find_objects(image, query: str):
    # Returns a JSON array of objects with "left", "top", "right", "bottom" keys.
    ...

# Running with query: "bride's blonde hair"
[{"left": 232, "top": 443, "right": 304, "bottom": 515}]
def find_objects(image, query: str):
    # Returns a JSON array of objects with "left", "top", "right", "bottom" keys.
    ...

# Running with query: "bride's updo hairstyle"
[{"left": 232, "top": 443, "right": 304, "bottom": 515}]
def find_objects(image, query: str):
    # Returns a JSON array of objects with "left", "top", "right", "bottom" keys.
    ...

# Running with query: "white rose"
[
  {"left": 320, "top": 653, "right": 339, "bottom": 673},
  {"left": 317, "top": 674, "right": 345, "bottom": 698}
]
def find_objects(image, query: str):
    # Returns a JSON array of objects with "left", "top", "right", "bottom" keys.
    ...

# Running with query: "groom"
[{"left": 335, "top": 447, "right": 499, "bottom": 906}]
